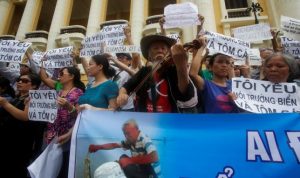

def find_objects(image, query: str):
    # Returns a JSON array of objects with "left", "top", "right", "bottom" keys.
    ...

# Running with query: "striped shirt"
[{"left": 122, "top": 132, "right": 161, "bottom": 177}]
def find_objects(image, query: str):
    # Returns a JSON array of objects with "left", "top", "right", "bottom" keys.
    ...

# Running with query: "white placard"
[
  {"left": 104, "top": 45, "right": 141, "bottom": 54},
  {"left": 32, "top": 51, "right": 45, "bottom": 67},
  {"left": 232, "top": 78, "right": 300, "bottom": 113},
  {"left": 28, "top": 90, "right": 58, "bottom": 123},
  {"left": 8, "top": 62, "right": 20, "bottom": 72},
  {"left": 167, "top": 33, "right": 181, "bottom": 42},
  {"left": 281, "top": 16, "right": 300, "bottom": 41},
  {"left": 0, "top": 40, "right": 32, "bottom": 63},
  {"left": 247, "top": 49, "right": 262, "bottom": 66},
  {"left": 232, "top": 23, "right": 273, "bottom": 42},
  {"left": 43, "top": 46, "right": 73, "bottom": 68},
  {"left": 164, "top": 2, "right": 200, "bottom": 29},
  {"left": 80, "top": 24, "right": 127, "bottom": 57},
  {"left": 205, "top": 31, "right": 250, "bottom": 60},
  {"left": 281, "top": 36, "right": 300, "bottom": 59},
  {"left": 80, "top": 32, "right": 103, "bottom": 57}
]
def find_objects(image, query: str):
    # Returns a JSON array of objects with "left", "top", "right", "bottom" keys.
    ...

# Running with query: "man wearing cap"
[{"left": 117, "top": 34, "right": 198, "bottom": 113}]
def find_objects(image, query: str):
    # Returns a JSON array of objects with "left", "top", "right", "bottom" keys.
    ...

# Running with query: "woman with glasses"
[
  {"left": 40, "top": 66, "right": 85, "bottom": 177},
  {"left": 0, "top": 73, "right": 45, "bottom": 178}
]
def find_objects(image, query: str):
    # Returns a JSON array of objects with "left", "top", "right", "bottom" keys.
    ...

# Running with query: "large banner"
[{"left": 69, "top": 110, "right": 300, "bottom": 178}]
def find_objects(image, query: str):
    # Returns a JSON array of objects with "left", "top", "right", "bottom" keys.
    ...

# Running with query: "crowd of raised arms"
[{"left": 0, "top": 15, "right": 299, "bottom": 178}]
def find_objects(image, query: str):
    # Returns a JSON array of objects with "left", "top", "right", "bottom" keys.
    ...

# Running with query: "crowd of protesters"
[{"left": 0, "top": 14, "right": 299, "bottom": 178}]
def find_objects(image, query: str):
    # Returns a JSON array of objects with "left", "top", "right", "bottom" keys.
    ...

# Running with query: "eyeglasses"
[
  {"left": 59, "top": 71, "right": 69, "bottom": 77},
  {"left": 16, "top": 78, "right": 31, "bottom": 84}
]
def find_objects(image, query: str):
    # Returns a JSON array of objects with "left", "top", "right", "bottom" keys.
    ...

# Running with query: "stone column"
[
  {"left": 16, "top": 0, "right": 43, "bottom": 40},
  {"left": 130, "top": 0, "right": 145, "bottom": 45},
  {"left": 86, "top": 0, "right": 107, "bottom": 36},
  {"left": 47, "top": 0, "right": 73, "bottom": 50},
  {"left": 194, "top": 0, "right": 217, "bottom": 32},
  {"left": 0, "top": 0, "right": 13, "bottom": 35}
]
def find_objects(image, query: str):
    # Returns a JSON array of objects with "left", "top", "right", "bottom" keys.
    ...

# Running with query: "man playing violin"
[{"left": 117, "top": 34, "right": 198, "bottom": 113}]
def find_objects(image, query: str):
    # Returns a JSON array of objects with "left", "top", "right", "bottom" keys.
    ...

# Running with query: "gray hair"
[
  {"left": 122, "top": 119, "right": 139, "bottom": 130},
  {"left": 264, "top": 52, "right": 300, "bottom": 82}
]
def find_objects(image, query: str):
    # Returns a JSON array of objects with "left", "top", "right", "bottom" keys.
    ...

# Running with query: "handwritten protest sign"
[
  {"left": 100, "top": 24, "right": 126, "bottom": 46},
  {"left": 28, "top": 90, "right": 58, "bottom": 123},
  {"left": 205, "top": 31, "right": 250, "bottom": 60},
  {"left": 8, "top": 63, "right": 20, "bottom": 72},
  {"left": 80, "top": 24, "right": 127, "bottom": 57},
  {"left": 232, "top": 78, "right": 300, "bottom": 113},
  {"left": 281, "top": 36, "right": 300, "bottom": 59},
  {"left": 164, "top": 2, "right": 200, "bottom": 29},
  {"left": 31, "top": 51, "right": 44, "bottom": 67},
  {"left": 281, "top": 16, "right": 300, "bottom": 41},
  {"left": 247, "top": 49, "right": 262, "bottom": 66},
  {"left": 80, "top": 32, "right": 103, "bottom": 57},
  {"left": 167, "top": 33, "right": 181, "bottom": 42},
  {"left": 104, "top": 45, "right": 141, "bottom": 54},
  {"left": 232, "top": 23, "right": 273, "bottom": 42},
  {"left": 0, "top": 40, "right": 32, "bottom": 63},
  {"left": 43, "top": 46, "right": 73, "bottom": 68}
]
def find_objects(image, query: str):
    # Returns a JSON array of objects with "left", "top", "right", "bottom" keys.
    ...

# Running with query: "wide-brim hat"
[{"left": 140, "top": 34, "right": 176, "bottom": 60}]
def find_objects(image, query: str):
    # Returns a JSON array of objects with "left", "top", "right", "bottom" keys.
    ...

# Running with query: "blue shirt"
[
  {"left": 78, "top": 80, "right": 118, "bottom": 108},
  {"left": 202, "top": 80, "right": 239, "bottom": 113}
]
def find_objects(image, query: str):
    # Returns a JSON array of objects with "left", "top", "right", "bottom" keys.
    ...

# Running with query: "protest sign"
[
  {"left": 28, "top": 90, "right": 58, "bottom": 123},
  {"left": 100, "top": 24, "right": 126, "bottom": 46},
  {"left": 43, "top": 46, "right": 73, "bottom": 68},
  {"left": 80, "top": 24, "right": 127, "bottom": 57},
  {"left": 281, "top": 16, "right": 300, "bottom": 41},
  {"left": 205, "top": 31, "right": 250, "bottom": 60},
  {"left": 232, "top": 23, "right": 273, "bottom": 42},
  {"left": 32, "top": 51, "right": 45, "bottom": 67},
  {"left": 0, "top": 40, "right": 32, "bottom": 63},
  {"left": 104, "top": 45, "right": 140, "bottom": 54},
  {"left": 164, "top": 2, "right": 200, "bottom": 29},
  {"left": 232, "top": 78, "right": 300, "bottom": 113},
  {"left": 8, "top": 62, "right": 20, "bottom": 72},
  {"left": 247, "top": 48, "right": 262, "bottom": 66},
  {"left": 281, "top": 36, "right": 300, "bottom": 59},
  {"left": 80, "top": 32, "right": 103, "bottom": 57},
  {"left": 167, "top": 33, "right": 181, "bottom": 42},
  {"left": 69, "top": 110, "right": 300, "bottom": 178}
]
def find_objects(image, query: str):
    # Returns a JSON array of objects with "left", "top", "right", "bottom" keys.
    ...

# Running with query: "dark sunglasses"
[
  {"left": 16, "top": 78, "right": 31, "bottom": 83},
  {"left": 59, "top": 71, "right": 70, "bottom": 77}
]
